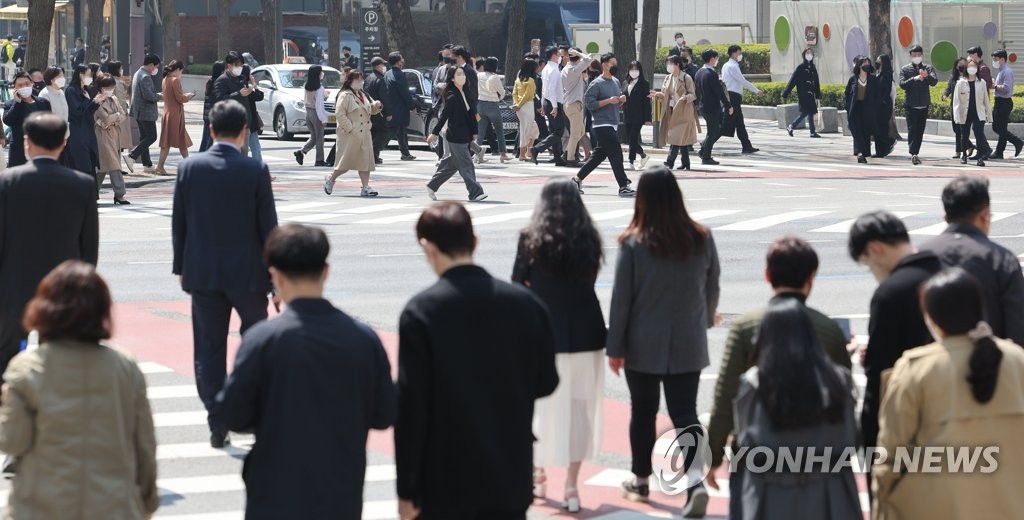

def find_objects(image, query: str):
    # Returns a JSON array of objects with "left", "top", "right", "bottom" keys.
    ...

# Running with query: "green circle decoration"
[
  {"left": 931, "top": 40, "right": 958, "bottom": 72},
  {"left": 774, "top": 16, "right": 791, "bottom": 51},
  {"left": 586, "top": 42, "right": 599, "bottom": 54}
]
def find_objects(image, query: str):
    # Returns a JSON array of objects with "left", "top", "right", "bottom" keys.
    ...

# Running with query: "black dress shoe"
[
  {"left": 564, "top": 160, "right": 582, "bottom": 168},
  {"left": 702, "top": 158, "right": 720, "bottom": 165},
  {"left": 401, "top": 155, "right": 417, "bottom": 161},
  {"left": 375, "top": 158, "right": 383, "bottom": 165},
  {"left": 1015, "top": 142, "right": 1023, "bottom": 157},
  {"left": 988, "top": 154, "right": 1004, "bottom": 160},
  {"left": 210, "top": 431, "right": 230, "bottom": 448},
  {"left": 858, "top": 155, "right": 868, "bottom": 164},
  {"left": 293, "top": 150, "right": 304, "bottom": 165},
  {"left": 554, "top": 161, "right": 568, "bottom": 167},
  {"left": 961, "top": 153, "right": 969, "bottom": 165},
  {"left": 529, "top": 148, "right": 539, "bottom": 165},
  {"left": 809, "top": 133, "right": 821, "bottom": 138},
  {"left": 113, "top": 197, "right": 131, "bottom": 205},
  {"left": 314, "top": 161, "right": 328, "bottom": 167},
  {"left": 967, "top": 154, "right": 980, "bottom": 161},
  {"left": 741, "top": 147, "right": 759, "bottom": 154}
]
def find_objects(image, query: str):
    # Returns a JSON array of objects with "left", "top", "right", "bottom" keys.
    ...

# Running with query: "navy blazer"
[
  {"left": 65, "top": 85, "right": 100, "bottom": 174},
  {"left": 171, "top": 143, "right": 278, "bottom": 292},
  {"left": 383, "top": 67, "right": 416, "bottom": 128},
  {"left": 695, "top": 65, "right": 730, "bottom": 117},
  {"left": 2, "top": 98, "right": 52, "bottom": 168}
]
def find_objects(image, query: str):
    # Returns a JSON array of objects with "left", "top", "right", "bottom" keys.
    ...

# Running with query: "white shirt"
[
  {"left": 541, "top": 60, "right": 563, "bottom": 106},
  {"left": 722, "top": 58, "right": 760, "bottom": 95},
  {"left": 478, "top": 71, "right": 505, "bottom": 103},
  {"left": 38, "top": 87, "right": 71, "bottom": 138}
]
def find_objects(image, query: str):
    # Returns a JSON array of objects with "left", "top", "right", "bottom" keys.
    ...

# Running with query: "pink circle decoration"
[
  {"left": 983, "top": 21, "right": 998, "bottom": 40},
  {"left": 845, "top": 26, "right": 869, "bottom": 69},
  {"left": 1010, "top": 53, "right": 1018, "bottom": 64}
]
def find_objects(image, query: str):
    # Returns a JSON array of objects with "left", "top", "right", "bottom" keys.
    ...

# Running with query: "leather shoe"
[
  {"left": 210, "top": 431, "right": 230, "bottom": 448},
  {"left": 741, "top": 147, "right": 759, "bottom": 154},
  {"left": 564, "top": 160, "right": 582, "bottom": 168},
  {"left": 988, "top": 154, "right": 1005, "bottom": 160},
  {"left": 701, "top": 158, "right": 720, "bottom": 165},
  {"left": 1015, "top": 142, "right": 1023, "bottom": 157}
]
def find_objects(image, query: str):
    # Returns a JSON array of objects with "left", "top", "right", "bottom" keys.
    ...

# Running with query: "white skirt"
[
  {"left": 516, "top": 104, "right": 539, "bottom": 149},
  {"left": 533, "top": 350, "right": 604, "bottom": 467}
]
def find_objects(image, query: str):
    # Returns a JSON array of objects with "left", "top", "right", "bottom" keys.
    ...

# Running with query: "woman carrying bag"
[
  {"left": 783, "top": 48, "right": 822, "bottom": 138},
  {"left": 653, "top": 55, "right": 699, "bottom": 171},
  {"left": 953, "top": 58, "right": 993, "bottom": 167},
  {"left": 323, "top": 71, "right": 383, "bottom": 197}
]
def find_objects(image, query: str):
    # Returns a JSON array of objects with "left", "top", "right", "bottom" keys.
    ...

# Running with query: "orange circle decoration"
[
  {"left": 1011, "top": 53, "right": 1019, "bottom": 64},
  {"left": 898, "top": 17, "right": 915, "bottom": 48},
  {"left": 823, "top": 23, "right": 831, "bottom": 40}
]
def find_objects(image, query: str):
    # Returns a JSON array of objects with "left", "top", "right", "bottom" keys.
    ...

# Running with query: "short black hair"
[
  {"left": 264, "top": 224, "right": 330, "bottom": 280},
  {"left": 848, "top": 211, "right": 911, "bottom": 261},
  {"left": 909, "top": 44, "right": 924, "bottom": 54},
  {"left": 766, "top": 236, "right": 819, "bottom": 289},
  {"left": 993, "top": 49, "right": 1008, "bottom": 60},
  {"left": 674, "top": 32, "right": 684, "bottom": 39},
  {"left": 600, "top": 52, "right": 615, "bottom": 64},
  {"left": 43, "top": 66, "right": 63, "bottom": 85},
  {"left": 967, "top": 46, "right": 984, "bottom": 57},
  {"left": 443, "top": 43, "right": 453, "bottom": 50},
  {"left": 75, "top": 37, "right": 83, "bottom": 43},
  {"left": 11, "top": 71, "right": 30, "bottom": 86},
  {"left": 24, "top": 112, "right": 68, "bottom": 150},
  {"left": 701, "top": 48, "right": 718, "bottom": 63},
  {"left": 143, "top": 54, "right": 161, "bottom": 66},
  {"left": 342, "top": 45, "right": 351, "bottom": 51},
  {"left": 728, "top": 45, "right": 742, "bottom": 56},
  {"left": 942, "top": 175, "right": 990, "bottom": 223},
  {"left": 26, "top": 67, "right": 40, "bottom": 76},
  {"left": 484, "top": 57, "right": 498, "bottom": 73},
  {"left": 371, "top": 56, "right": 386, "bottom": 67},
  {"left": 224, "top": 51, "right": 243, "bottom": 66},
  {"left": 416, "top": 202, "right": 476, "bottom": 257},
  {"left": 681, "top": 46, "right": 693, "bottom": 55},
  {"left": 452, "top": 45, "right": 471, "bottom": 62},
  {"left": 388, "top": 52, "right": 403, "bottom": 65},
  {"left": 544, "top": 46, "right": 559, "bottom": 61},
  {"left": 209, "top": 100, "right": 249, "bottom": 138}
]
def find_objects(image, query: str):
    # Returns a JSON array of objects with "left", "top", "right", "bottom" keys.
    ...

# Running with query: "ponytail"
[{"left": 968, "top": 334, "right": 1003, "bottom": 403}]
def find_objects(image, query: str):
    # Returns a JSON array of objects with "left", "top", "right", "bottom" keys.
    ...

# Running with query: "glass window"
[
  {"left": 405, "top": 71, "right": 428, "bottom": 97},
  {"left": 279, "top": 69, "right": 343, "bottom": 89}
]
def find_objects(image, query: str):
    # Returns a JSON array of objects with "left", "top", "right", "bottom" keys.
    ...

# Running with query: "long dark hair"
[
  {"left": 163, "top": 59, "right": 185, "bottom": 75},
  {"left": 625, "top": 60, "right": 646, "bottom": 86},
  {"left": 305, "top": 65, "right": 323, "bottom": 91},
  {"left": 441, "top": 65, "right": 462, "bottom": 99},
  {"left": 520, "top": 177, "right": 603, "bottom": 281},
  {"left": 518, "top": 58, "right": 538, "bottom": 81},
  {"left": 921, "top": 268, "right": 1003, "bottom": 403},
  {"left": 755, "top": 298, "right": 849, "bottom": 430},
  {"left": 620, "top": 165, "right": 708, "bottom": 261},
  {"left": 342, "top": 70, "right": 363, "bottom": 92},
  {"left": 875, "top": 54, "right": 894, "bottom": 77},
  {"left": 206, "top": 61, "right": 225, "bottom": 97},
  {"left": 70, "top": 63, "right": 90, "bottom": 90}
]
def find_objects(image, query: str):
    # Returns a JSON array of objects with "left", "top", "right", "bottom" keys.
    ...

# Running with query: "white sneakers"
[
  {"left": 323, "top": 175, "right": 335, "bottom": 195},
  {"left": 360, "top": 185, "right": 379, "bottom": 197}
]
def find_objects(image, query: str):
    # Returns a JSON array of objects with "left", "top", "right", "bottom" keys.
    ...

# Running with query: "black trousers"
[
  {"left": 532, "top": 100, "right": 564, "bottom": 161},
  {"left": 370, "top": 126, "right": 389, "bottom": 160},
  {"left": 625, "top": 369, "right": 702, "bottom": 477},
  {"left": 664, "top": 145, "right": 690, "bottom": 169},
  {"left": 625, "top": 121, "right": 646, "bottom": 163},
  {"left": 387, "top": 125, "right": 412, "bottom": 157},
  {"left": 575, "top": 126, "right": 629, "bottom": 188},
  {"left": 727, "top": 92, "right": 753, "bottom": 149},
  {"left": 699, "top": 110, "right": 723, "bottom": 159},
  {"left": 191, "top": 289, "right": 268, "bottom": 433},
  {"left": 420, "top": 507, "right": 526, "bottom": 520},
  {"left": 962, "top": 119, "right": 992, "bottom": 158},
  {"left": 534, "top": 104, "right": 550, "bottom": 139},
  {"left": 851, "top": 104, "right": 873, "bottom": 157},
  {"left": 993, "top": 97, "right": 1023, "bottom": 155},
  {"left": 906, "top": 107, "right": 929, "bottom": 156},
  {"left": 130, "top": 119, "right": 157, "bottom": 167}
]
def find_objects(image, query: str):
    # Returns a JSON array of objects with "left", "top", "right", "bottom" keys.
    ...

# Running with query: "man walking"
[
  {"left": 127, "top": 55, "right": 162, "bottom": 172},
  {"left": 365, "top": 57, "right": 390, "bottom": 165},
  {"left": 899, "top": 45, "right": 939, "bottom": 165},
  {"left": 561, "top": 48, "right": 593, "bottom": 167},
  {"left": 721, "top": 45, "right": 761, "bottom": 154},
  {"left": 0, "top": 113, "right": 98, "bottom": 375},
  {"left": 530, "top": 46, "right": 567, "bottom": 167},
  {"left": 968, "top": 46, "right": 994, "bottom": 90},
  {"left": 70, "top": 37, "right": 86, "bottom": 70},
  {"left": 172, "top": 100, "right": 278, "bottom": 448},
  {"left": 695, "top": 49, "right": 732, "bottom": 165},
  {"left": 570, "top": 53, "right": 634, "bottom": 197},
  {"left": 214, "top": 52, "right": 256, "bottom": 156},
  {"left": 215, "top": 224, "right": 395, "bottom": 519},
  {"left": 990, "top": 49, "right": 1023, "bottom": 159},
  {"left": 396, "top": 202, "right": 559, "bottom": 520},
  {"left": 382, "top": 52, "right": 418, "bottom": 161}
]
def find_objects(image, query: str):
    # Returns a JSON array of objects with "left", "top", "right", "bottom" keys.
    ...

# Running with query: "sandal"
[{"left": 564, "top": 486, "right": 580, "bottom": 513}]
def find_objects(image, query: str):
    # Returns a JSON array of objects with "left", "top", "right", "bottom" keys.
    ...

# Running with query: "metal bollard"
[{"left": 652, "top": 97, "right": 663, "bottom": 148}]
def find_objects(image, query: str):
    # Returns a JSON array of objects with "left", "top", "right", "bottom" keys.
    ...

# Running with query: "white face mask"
[
  {"left": 16, "top": 86, "right": 33, "bottom": 98},
  {"left": 352, "top": 81, "right": 364, "bottom": 90},
  {"left": 911, "top": 56, "right": 923, "bottom": 65},
  {"left": 628, "top": 70, "right": 640, "bottom": 79},
  {"left": 804, "top": 53, "right": 813, "bottom": 61},
  {"left": 82, "top": 76, "right": 93, "bottom": 86},
  {"left": 55, "top": 76, "right": 66, "bottom": 88},
  {"left": 149, "top": 67, "right": 158, "bottom": 76},
  {"left": 736, "top": 54, "right": 743, "bottom": 63},
  {"left": 232, "top": 66, "right": 243, "bottom": 76},
  {"left": 993, "top": 60, "right": 1002, "bottom": 69},
  {"left": 666, "top": 63, "right": 676, "bottom": 73},
  {"left": 102, "top": 89, "right": 114, "bottom": 96},
  {"left": 967, "top": 66, "right": 978, "bottom": 76},
  {"left": 676, "top": 38, "right": 684, "bottom": 45}
]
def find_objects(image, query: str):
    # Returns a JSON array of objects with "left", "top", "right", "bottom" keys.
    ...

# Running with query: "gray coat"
[
  {"left": 129, "top": 67, "right": 160, "bottom": 121},
  {"left": 606, "top": 234, "right": 720, "bottom": 374}
]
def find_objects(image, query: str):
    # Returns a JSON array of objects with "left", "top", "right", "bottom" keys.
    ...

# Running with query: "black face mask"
[
  {"left": 609, "top": 65, "right": 619, "bottom": 76},
  {"left": 861, "top": 65, "right": 874, "bottom": 74}
]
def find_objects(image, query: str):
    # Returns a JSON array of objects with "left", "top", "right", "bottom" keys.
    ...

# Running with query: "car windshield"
[{"left": 279, "top": 69, "right": 342, "bottom": 89}]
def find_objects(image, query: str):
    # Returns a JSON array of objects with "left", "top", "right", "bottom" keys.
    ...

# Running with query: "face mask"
[
  {"left": 344, "top": 52, "right": 350, "bottom": 57},
  {"left": 55, "top": 76, "right": 66, "bottom": 88},
  {"left": 804, "top": 53, "right": 813, "bottom": 61},
  {"left": 911, "top": 56, "right": 923, "bottom": 65},
  {"left": 609, "top": 65, "right": 619, "bottom": 76},
  {"left": 102, "top": 89, "right": 114, "bottom": 96},
  {"left": 736, "top": 54, "right": 743, "bottom": 63},
  {"left": 232, "top": 66, "right": 243, "bottom": 76},
  {"left": 862, "top": 65, "right": 874, "bottom": 74},
  {"left": 16, "top": 86, "right": 33, "bottom": 98},
  {"left": 454, "top": 75, "right": 466, "bottom": 87},
  {"left": 967, "top": 66, "right": 978, "bottom": 75},
  {"left": 676, "top": 38, "right": 684, "bottom": 45},
  {"left": 993, "top": 60, "right": 1002, "bottom": 69},
  {"left": 149, "top": 68, "right": 158, "bottom": 76},
  {"left": 352, "top": 81, "right": 363, "bottom": 90},
  {"left": 82, "top": 76, "right": 93, "bottom": 86},
  {"left": 628, "top": 70, "right": 640, "bottom": 79},
  {"left": 666, "top": 63, "right": 676, "bottom": 73}
]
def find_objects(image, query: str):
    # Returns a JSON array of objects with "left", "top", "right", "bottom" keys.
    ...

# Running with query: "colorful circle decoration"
[
  {"left": 983, "top": 21, "right": 998, "bottom": 40},
  {"left": 774, "top": 16, "right": 791, "bottom": 51},
  {"left": 1010, "top": 53, "right": 1018, "bottom": 64},
  {"left": 931, "top": 41, "right": 959, "bottom": 72},
  {"left": 585, "top": 42, "right": 599, "bottom": 54},
  {"left": 845, "top": 26, "right": 869, "bottom": 69},
  {"left": 823, "top": 23, "right": 831, "bottom": 41},
  {"left": 898, "top": 17, "right": 915, "bottom": 48}
]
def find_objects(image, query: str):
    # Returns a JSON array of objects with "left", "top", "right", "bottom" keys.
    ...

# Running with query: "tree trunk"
[
  {"left": 868, "top": 0, "right": 892, "bottom": 60},
  {"left": 260, "top": 0, "right": 282, "bottom": 64},
  {"left": 503, "top": 0, "right": 527, "bottom": 86},
  {"left": 327, "top": 0, "right": 343, "bottom": 68},
  {"left": 85, "top": 0, "right": 105, "bottom": 63},
  {"left": 445, "top": 0, "right": 469, "bottom": 52},
  {"left": 379, "top": 0, "right": 418, "bottom": 58},
  {"left": 26, "top": 0, "right": 57, "bottom": 70},
  {"left": 611, "top": 0, "right": 637, "bottom": 81},
  {"left": 159, "top": 0, "right": 178, "bottom": 63},
  {"left": 217, "top": 0, "right": 237, "bottom": 61},
  {"left": 639, "top": 0, "right": 660, "bottom": 84}
]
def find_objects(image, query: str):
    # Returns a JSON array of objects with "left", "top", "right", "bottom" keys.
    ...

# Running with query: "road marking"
[
  {"left": 138, "top": 361, "right": 174, "bottom": 374},
  {"left": 128, "top": 260, "right": 174, "bottom": 265},
  {"left": 284, "top": 203, "right": 419, "bottom": 223},
  {"left": 809, "top": 211, "right": 923, "bottom": 234},
  {"left": 589, "top": 209, "right": 635, "bottom": 221},
  {"left": 367, "top": 253, "right": 425, "bottom": 258},
  {"left": 273, "top": 201, "right": 338, "bottom": 212},
  {"left": 910, "top": 211, "right": 1016, "bottom": 235},
  {"left": 155, "top": 513, "right": 244, "bottom": 520},
  {"left": 148, "top": 385, "right": 198, "bottom": 400},
  {"left": 716, "top": 210, "right": 831, "bottom": 231},
  {"left": 726, "top": 158, "right": 839, "bottom": 172},
  {"left": 363, "top": 500, "right": 402, "bottom": 520},
  {"left": 472, "top": 210, "right": 535, "bottom": 225},
  {"left": 763, "top": 182, "right": 797, "bottom": 187},
  {"left": 689, "top": 209, "right": 743, "bottom": 221},
  {"left": 153, "top": 411, "right": 208, "bottom": 427},
  {"left": 156, "top": 442, "right": 249, "bottom": 460}
]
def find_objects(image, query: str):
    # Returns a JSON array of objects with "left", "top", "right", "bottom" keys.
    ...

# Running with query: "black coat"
[
  {"left": 622, "top": 76, "right": 652, "bottom": 126},
  {"left": 364, "top": 70, "right": 389, "bottom": 130},
  {"left": 395, "top": 265, "right": 558, "bottom": 516},
  {"left": 214, "top": 298, "right": 396, "bottom": 520},
  {"left": 462, "top": 63, "right": 479, "bottom": 108},
  {"left": 2, "top": 97, "right": 52, "bottom": 167},
  {"left": 900, "top": 62, "right": 939, "bottom": 109},
  {"left": 782, "top": 61, "right": 821, "bottom": 115},
  {"left": 64, "top": 84, "right": 100, "bottom": 175},
  {"left": 0, "top": 158, "right": 98, "bottom": 367},
  {"left": 213, "top": 73, "right": 259, "bottom": 129},
  {"left": 920, "top": 223, "right": 1024, "bottom": 346},
  {"left": 382, "top": 67, "right": 416, "bottom": 128},
  {"left": 861, "top": 250, "right": 943, "bottom": 448},
  {"left": 171, "top": 143, "right": 278, "bottom": 292},
  {"left": 844, "top": 74, "right": 877, "bottom": 138},
  {"left": 431, "top": 88, "right": 478, "bottom": 144},
  {"left": 695, "top": 66, "right": 730, "bottom": 118}
]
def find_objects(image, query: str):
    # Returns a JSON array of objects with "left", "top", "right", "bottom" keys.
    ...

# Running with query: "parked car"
[
  {"left": 251, "top": 64, "right": 343, "bottom": 140},
  {"left": 403, "top": 68, "right": 519, "bottom": 148}
]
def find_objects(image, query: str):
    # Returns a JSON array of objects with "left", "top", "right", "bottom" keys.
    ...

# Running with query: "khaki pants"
[{"left": 564, "top": 101, "right": 591, "bottom": 159}]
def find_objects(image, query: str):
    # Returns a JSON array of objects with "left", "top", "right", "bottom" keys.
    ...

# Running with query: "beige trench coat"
[
  {"left": 658, "top": 73, "right": 701, "bottom": 147},
  {"left": 333, "top": 90, "right": 383, "bottom": 173},
  {"left": 0, "top": 340, "right": 159, "bottom": 519},
  {"left": 94, "top": 96, "right": 130, "bottom": 172}
]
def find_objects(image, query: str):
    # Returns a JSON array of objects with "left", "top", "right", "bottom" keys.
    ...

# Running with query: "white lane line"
[
  {"left": 910, "top": 212, "right": 1016, "bottom": 236},
  {"left": 138, "top": 362, "right": 174, "bottom": 374},
  {"left": 158, "top": 474, "right": 245, "bottom": 495},
  {"left": 153, "top": 411, "right": 208, "bottom": 427},
  {"left": 364, "top": 171, "right": 434, "bottom": 180},
  {"left": 726, "top": 158, "right": 839, "bottom": 172},
  {"left": 472, "top": 210, "right": 535, "bottom": 225},
  {"left": 284, "top": 203, "right": 419, "bottom": 224},
  {"left": 156, "top": 442, "right": 249, "bottom": 460},
  {"left": 716, "top": 210, "right": 832, "bottom": 231},
  {"left": 148, "top": 385, "right": 198, "bottom": 400},
  {"left": 764, "top": 182, "right": 797, "bottom": 187},
  {"left": 810, "top": 211, "right": 923, "bottom": 234},
  {"left": 154, "top": 513, "right": 243, "bottom": 520},
  {"left": 689, "top": 209, "right": 744, "bottom": 221},
  {"left": 589, "top": 209, "right": 634, "bottom": 221},
  {"left": 353, "top": 202, "right": 500, "bottom": 224},
  {"left": 362, "top": 501, "right": 402, "bottom": 520},
  {"left": 273, "top": 201, "right": 338, "bottom": 212}
]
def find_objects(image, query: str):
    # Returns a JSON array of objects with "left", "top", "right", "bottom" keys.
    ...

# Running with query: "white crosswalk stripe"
[
  {"left": 809, "top": 211, "right": 923, "bottom": 233},
  {"left": 716, "top": 211, "right": 833, "bottom": 232},
  {"left": 909, "top": 211, "right": 1017, "bottom": 236}
]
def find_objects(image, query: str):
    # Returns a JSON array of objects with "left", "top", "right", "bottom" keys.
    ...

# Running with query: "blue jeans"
[
  {"left": 248, "top": 130, "right": 262, "bottom": 162},
  {"left": 477, "top": 101, "right": 507, "bottom": 153},
  {"left": 789, "top": 112, "right": 817, "bottom": 134}
]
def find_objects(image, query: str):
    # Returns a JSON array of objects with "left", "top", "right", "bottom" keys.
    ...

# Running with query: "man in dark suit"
[
  {"left": 0, "top": 113, "right": 98, "bottom": 375},
  {"left": 3, "top": 72, "right": 52, "bottom": 168},
  {"left": 694, "top": 48, "right": 732, "bottom": 166},
  {"left": 70, "top": 37, "right": 86, "bottom": 70},
  {"left": 396, "top": 202, "right": 559, "bottom": 520},
  {"left": 453, "top": 45, "right": 488, "bottom": 160},
  {"left": 919, "top": 176, "right": 1024, "bottom": 345},
  {"left": 382, "top": 52, "right": 417, "bottom": 161},
  {"left": 341, "top": 46, "right": 359, "bottom": 70},
  {"left": 172, "top": 100, "right": 278, "bottom": 448},
  {"left": 214, "top": 52, "right": 257, "bottom": 157},
  {"left": 215, "top": 224, "right": 395, "bottom": 518},
  {"left": 365, "top": 57, "right": 390, "bottom": 165}
]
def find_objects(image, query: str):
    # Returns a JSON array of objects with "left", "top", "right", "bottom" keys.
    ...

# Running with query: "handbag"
[{"left": 814, "top": 100, "right": 824, "bottom": 130}]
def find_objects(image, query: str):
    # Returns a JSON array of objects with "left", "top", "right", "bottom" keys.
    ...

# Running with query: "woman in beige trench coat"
[
  {"left": 93, "top": 73, "right": 131, "bottom": 204},
  {"left": 324, "top": 70, "right": 384, "bottom": 197},
  {"left": 653, "top": 55, "right": 700, "bottom": 171}
]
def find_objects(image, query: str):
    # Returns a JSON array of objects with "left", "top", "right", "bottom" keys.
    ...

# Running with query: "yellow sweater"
[{"left": 512, "top": 77, "right": 536, "bottom": 110}]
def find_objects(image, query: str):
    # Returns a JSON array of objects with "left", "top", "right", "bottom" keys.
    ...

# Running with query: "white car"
[{"left": 251, "top": 64, "right": 343, "bottom": 140}]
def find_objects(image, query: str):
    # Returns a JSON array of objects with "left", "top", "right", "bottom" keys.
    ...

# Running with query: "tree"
[
  {"left": 85, "top": 0, "right": 105, "bottom": 63},
  {"left": 261, "top": 0, "right": 282, "bottom": 64},
  {"left": 158, "top": 0, "right": 178, "bottom": 63},
  {"left": 445, "top": 0, "right": 469, "bottom": 50},
  {"left": 868, "top": 0, "right": 893, "bottom": 60},
  {"left": 611, "top": 0, "right": 637, "bottom": 80},
  {"left": 379, "top": 0, "right": 418, "bottom": 58},
  {"left": 217, "top": 0, "right": 237, "bottom": 61},
  {"left": 26, "top": 0, "right": 56, "bottom": 70},
  {"left": 638, "top": 0, "right": 659, "bottom": 84},
  {"left": 327, "top": 0, "right": 343, "bottom": 68},
  {"left": 503, "top": 0, "right": 527, "bottom": 86}
]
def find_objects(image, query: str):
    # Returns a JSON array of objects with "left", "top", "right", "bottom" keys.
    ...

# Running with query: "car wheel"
[{"left": 274, "top": 107, "right": 294, "bottom": 141}]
